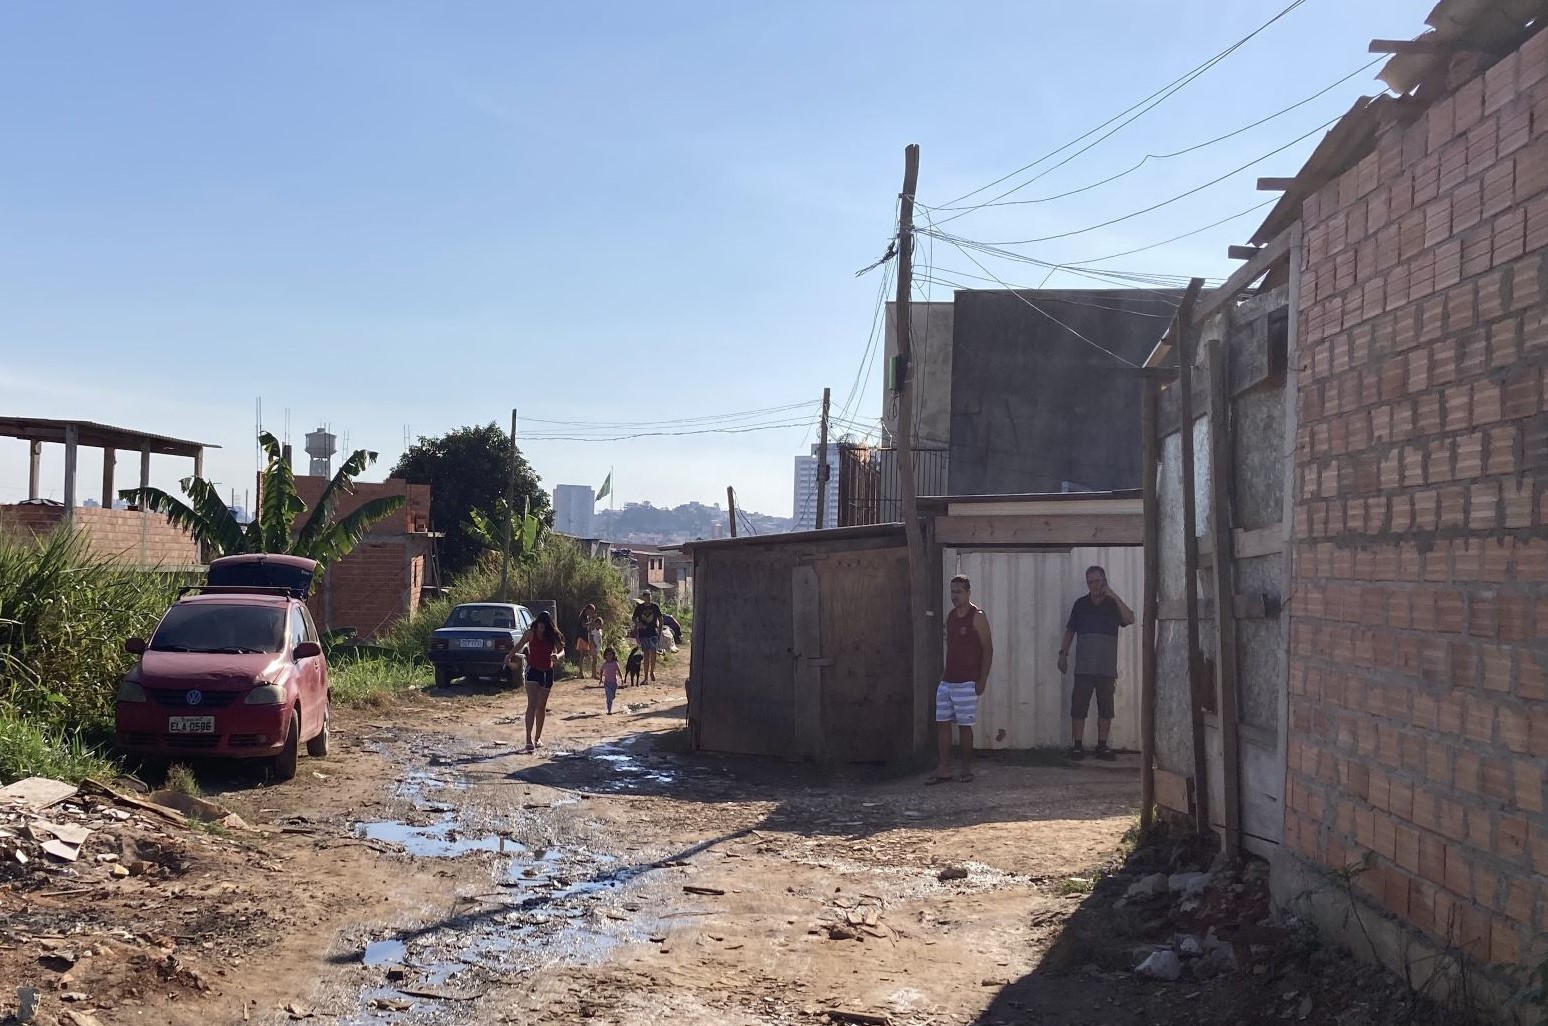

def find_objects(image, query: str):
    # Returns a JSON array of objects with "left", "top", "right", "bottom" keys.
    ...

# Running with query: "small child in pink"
[{"left": 600, "top": 647, "right": 621, "bottom": 714}]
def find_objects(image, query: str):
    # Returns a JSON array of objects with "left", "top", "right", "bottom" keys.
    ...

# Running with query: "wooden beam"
[
  {"left": 1193, "top": 228, "right": 1294, "bottom": 326},
  {"left": 1174, "top": 280, "right": 1211, "bottom": 838},
  {"left": 1368, "top": 38, "right": 1483, "bottom": 55},
  {"left": 932, "top": 513, "right": 1144, "bottom": 547},
  {"left": 1140, "top": 377, "right": 1161, "bottom": 834},
  {"left": 1158, "top": 592, "right": 1280, "bottom": 621},
  {"left": 1142, "top": 277, "right": 1205, "bottom": 369},
  {"left": 1227, "top": 245, "right": 1261, "bottom": 260},
  {"left": 1207, "top": 337, "right": 1243, "bottom": 861},
  {"left": 139, "top": 443, "right": 152, "bottom": 566},
  {"left": 1234, "top": 524, "right": 1285, "bottom": 560},
  {"left": 1256, "top": 177, "right": 1296, "bottom": 191}
]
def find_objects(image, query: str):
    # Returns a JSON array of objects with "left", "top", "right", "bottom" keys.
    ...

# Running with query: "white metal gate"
[{"left": 943, "top": 547, "right": 1144, "bottom": 751}]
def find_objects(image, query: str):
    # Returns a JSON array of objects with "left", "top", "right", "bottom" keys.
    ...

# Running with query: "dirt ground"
[{"left": 1, "top": 647, "right": 1478, "bottom": 1026}]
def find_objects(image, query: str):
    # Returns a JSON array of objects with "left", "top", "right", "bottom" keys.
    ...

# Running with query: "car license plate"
[
  {"left": 457, "top": 638, "right": 487, "bottom": 649},
  {"left": 167, "top": 716, "right": 215, "bottom": 734}
]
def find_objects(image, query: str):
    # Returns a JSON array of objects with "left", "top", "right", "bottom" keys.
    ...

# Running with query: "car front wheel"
[
  {"left": 306, "top": 704, "right": 330, "bottom": 757},
  {"left": 272, "top": 712, "right": 299, "bottom": 782}
]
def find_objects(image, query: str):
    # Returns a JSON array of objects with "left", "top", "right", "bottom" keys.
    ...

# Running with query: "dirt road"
[{"left": 4, "top": 648, "right": 1466, "bottom": 1026}]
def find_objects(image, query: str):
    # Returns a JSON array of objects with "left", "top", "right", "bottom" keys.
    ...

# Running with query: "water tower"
[{"left": 304, "top": 427, "right": 337, "bottom": 477}]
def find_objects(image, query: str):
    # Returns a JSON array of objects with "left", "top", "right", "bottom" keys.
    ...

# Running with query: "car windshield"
[
  {"left": 445, "top": 606, "right": 515, "bottom": 629},
  {"left": 150, "top": 604, "right": 286, "bottom": 654}
]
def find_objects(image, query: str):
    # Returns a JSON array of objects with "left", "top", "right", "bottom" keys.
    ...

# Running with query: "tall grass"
[
  {"left": 0, "top": 704, "right": 116, "bottom": 783},
  {"left": 330, "top": 657, "right": 431, "bottom": 707},
  {"left": 0, "top": 528, "right": 190, "bottom": 737}
]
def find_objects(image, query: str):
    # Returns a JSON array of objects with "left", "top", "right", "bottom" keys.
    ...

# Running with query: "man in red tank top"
[{"left": 929, "top": 574, "right": 994, "bottom": 784}]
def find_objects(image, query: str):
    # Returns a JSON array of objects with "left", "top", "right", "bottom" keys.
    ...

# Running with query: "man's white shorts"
[{"left": 935, "top": 681, "right": 978, "bottom": 726}]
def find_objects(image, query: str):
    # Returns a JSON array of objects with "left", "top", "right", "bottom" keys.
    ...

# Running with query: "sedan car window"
[{"left": 152, "top": 605, "right": 286, "bottom": 654}]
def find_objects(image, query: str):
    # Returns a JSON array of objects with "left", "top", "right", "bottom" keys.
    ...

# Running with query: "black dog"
[{"left": 625, "top": 647, "right": 644, "bottom": 686}]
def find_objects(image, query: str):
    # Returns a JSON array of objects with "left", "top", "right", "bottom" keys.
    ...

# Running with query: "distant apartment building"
[
  {"left": 791, "top": 442, "right": 839, "bottom": 531},
  {"left": 552, "top": 484, "right": 595, "bottom": 538}
]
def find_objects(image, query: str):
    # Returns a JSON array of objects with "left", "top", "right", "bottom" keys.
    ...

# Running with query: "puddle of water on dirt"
[
  {"left": 356, "top": 817, "right": 526, "bottom": 858},
  {"left": 362, "top": 938, "right": 407, "bottom": 966}
]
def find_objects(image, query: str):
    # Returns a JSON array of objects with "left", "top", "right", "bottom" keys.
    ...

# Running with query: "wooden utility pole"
[
  {"left": 1139, "top": 374, "right": 1161, "bottom": 834},
  {"left": 1175, "top": 280, "right": 1211, "bottom": 837},
  {"left": 893, "top": 144, "right": 932, "bottom": 710},
  {"left": 498, "top": 408, "right": 518, "bottom": 601},
  {"left": 815, "top": 386, "right": 831, "bottom": 530},
  {"left": 726, "top": 486, "right": 738, "bottom": 538}
]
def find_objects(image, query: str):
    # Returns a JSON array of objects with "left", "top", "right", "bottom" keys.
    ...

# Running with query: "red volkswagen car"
[{"left": 116, "top": 554, "right": 331, "bottom": 781}]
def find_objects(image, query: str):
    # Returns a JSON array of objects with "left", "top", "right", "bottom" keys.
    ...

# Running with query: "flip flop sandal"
[
  {"left": 956, "top": 773, "right": 975, "bottom": 783},
  {"left": 925, "top": 775, "right": 954, "bottom": 785}
]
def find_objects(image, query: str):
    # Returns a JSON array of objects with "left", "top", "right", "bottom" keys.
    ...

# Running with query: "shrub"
[
  {"left": 330, "top": 657, "right": 431, "bottom": 707},
  {"left": 0, "top": 703, "right": 116, "bottom": 784}
]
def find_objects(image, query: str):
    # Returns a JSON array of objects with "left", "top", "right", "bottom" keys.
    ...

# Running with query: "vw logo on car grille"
[{"left": 185, "top": 690, "right": 204, "bottom": 706}]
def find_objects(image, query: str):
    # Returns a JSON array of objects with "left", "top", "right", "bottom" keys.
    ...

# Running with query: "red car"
[{"left": 116, "top": 554, "right": 331, "bottom": 781}]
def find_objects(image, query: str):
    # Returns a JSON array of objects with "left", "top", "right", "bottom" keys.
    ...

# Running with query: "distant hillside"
[{"left": 592, "top": 502, "right": 794, "bottom": 544}]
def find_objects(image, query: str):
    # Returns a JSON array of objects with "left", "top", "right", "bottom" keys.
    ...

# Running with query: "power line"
[
  {"left": 1063, "top": 198, "right": 1278, "bottom": 266},
  {"left": 923, "top": 56, "right": 1379, "bottom": 216},
  {"left": 934, "top": 111, "right": 1343, "bottom": 248},
  {"left": 523, "top": 419, "right": 814, "bottom": 443},
  {"left": 941, "top": 238, "right": 1145, "bottom": 369},
  {"left": 916, "top": 273, "right": 1181, "bottom": 318},
  {"left": 833, "top": 262, "right": 895, "bottom": 439},
  {"left": 523, "top": 400, "right": 817, "bottom": 430},
  {"left": 926, "top": 233, "right": 1203, "bottom": 304},
  {"left": 934, "top": 0, "right": 1312, "bottom": 217}
]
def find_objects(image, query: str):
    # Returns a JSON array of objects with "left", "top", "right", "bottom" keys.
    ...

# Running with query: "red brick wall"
[
  {"left": 0, "top": 505, "right": 200, "bottom": 567},
  {"left": 291, "top": 476, "right": 430, "bottom": 534},
  {"left": 1288, "top": 28, "right": 1548, "bottom": 970},
  {"left": 306, "top": 539, "right": 425, "bottom": 639}
]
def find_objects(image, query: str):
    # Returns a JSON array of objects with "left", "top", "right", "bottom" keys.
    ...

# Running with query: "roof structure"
[{"left": 0, "top": 417, "right": 218, "bottom": 458}]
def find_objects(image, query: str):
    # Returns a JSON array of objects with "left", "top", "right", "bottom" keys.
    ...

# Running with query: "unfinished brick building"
[
  {"left": 1140, "top": 2, "right": 1548, "bottom": 1016},
  {"left": 292, "top": 476, "right": 436, "bottom": 639}
]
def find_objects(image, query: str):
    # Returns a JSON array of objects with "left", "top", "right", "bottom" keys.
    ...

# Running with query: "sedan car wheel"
[
  {"left": 306, "top": 704, "right": 330, "bottom": 758},
  {"left": 434, "top": 666, "right": 452, "bottom": 689}
]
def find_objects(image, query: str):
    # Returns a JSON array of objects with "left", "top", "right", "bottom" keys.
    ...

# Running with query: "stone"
[
  {"left": 1177, "top": 935, "right": 1204, "bottom": 957},
  {"left": 1126, "top": 873, "right": 1168, "bottom": 899},
  {"left": 937, "top": 866, "right": 969, "bottom": 882},
  {"left": 1167, "top": 872, "right": 1211, "bottom": 896},
  {"left": 1136, "top": 950, "right": 1183, "bottom": 981}
]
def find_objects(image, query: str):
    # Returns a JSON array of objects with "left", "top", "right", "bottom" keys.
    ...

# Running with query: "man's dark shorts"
[{"left": 1072, "top": 674, "right": 1116, "bottom": 720}]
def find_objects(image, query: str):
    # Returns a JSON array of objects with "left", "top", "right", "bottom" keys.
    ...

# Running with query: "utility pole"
[
  {"left": 498, "top": 408, "right": 518, "bottom": 601},
  {"left": 814, "top": 386, "right": 831, "bottom": 530},
  {"left": 893, "top": 144, "right": 932, "bottom": 715},
  {"left": 726, "top": 486, "right": 738, "bottom": 538}
]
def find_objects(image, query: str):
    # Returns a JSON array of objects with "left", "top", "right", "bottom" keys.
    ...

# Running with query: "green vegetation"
[
  {"left": 122, "top": 431, "right": 404, "bottom": 572},
  {"left": 164, "top": 762, "right": 201, "bottom": 797},
  {"left": 329, "top": 657, "right": 431, "bottom": 707},
  {"left": 391, "top": 423, "right": 549, "bottom": 579},
  {"left": 0, "top": 704, "right": 116, "bottom": 784}
]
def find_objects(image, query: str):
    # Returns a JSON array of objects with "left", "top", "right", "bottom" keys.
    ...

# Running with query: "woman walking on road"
[{"left": 509, "top": 611, "right": 565, "bottom": 754}]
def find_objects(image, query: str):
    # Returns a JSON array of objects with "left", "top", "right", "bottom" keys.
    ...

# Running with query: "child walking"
[{"left": 600, "top": 646, "right": 621, "bottom": 714}]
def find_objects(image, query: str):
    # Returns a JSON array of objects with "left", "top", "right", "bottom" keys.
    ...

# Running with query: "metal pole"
[
  {"left": 815, "top": 387, "right": 831, "bottom": 530},
  {"left": 499, "top": 408, "right": 518, "bottom": 601}
]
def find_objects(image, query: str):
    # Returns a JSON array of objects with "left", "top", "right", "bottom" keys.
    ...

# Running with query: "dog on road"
[{"left": 625, "top": 647, "right": 644, "bottom": 686}]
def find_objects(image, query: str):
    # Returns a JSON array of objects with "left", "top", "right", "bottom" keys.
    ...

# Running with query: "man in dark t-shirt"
[
  {"left": 632, "top": 595, "right": 663, "bottom": 683},
  {"left": 1058, "top": 565, "right": 1134, "bottom": 761}
]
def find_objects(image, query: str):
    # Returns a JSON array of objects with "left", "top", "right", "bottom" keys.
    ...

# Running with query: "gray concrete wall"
[
  {"left": 883, "top": 301, "right": 954, "bottom": 447},
  {"left": 947, "top": 290, "right": 1180, "bottom": 495}
]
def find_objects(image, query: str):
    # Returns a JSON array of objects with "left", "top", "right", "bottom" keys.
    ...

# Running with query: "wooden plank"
[
  {"left": 1154, "top": 768, "right": 1191, "bottom": 817},
  {"left": 1140, "top": 378, "right": 1160, "bottom": 833},
  {"left": 1157, "top": 593, "right": 1278, "bottom": 621},
  {"left": 1368, "top": 38, "right": 1476, "bottom": 55},
  {"left": 1175, "top": 279, "right": 1211, "bottom": 838},
  {"left": 1256, "top": 177, "right": 1296, "bottom": 191},
  {"left": 1193, "top": 228, "right": 1293, "bottom": 326},
  {"left": 791, "top": 564, "right": 824, "bottom": 760},
  {"left": 932, "top": 513, "right": 1144, "bottom": 547},
  {"left": 1233, "top": 524, "right": 1285, "bottom": 560},
  {"left": 1206, "top": 336, "right": 1243, "bottom": 860},
  {"left": 1227, "top": 245, "right": 1261, "bottom": 260}
]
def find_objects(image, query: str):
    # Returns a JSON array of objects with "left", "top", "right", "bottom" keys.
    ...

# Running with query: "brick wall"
[
  {"left": 307, "top": 538, "right": 426, "bottom": 639},
  {"left": 0, "top": 504, "right": 200, "bottom": 567},
  {"left": 291, "top": 476, "right": 430, "bottom": 534},
  {"left": 1288, "top": 27, "right": 1548, "bottom": 970}
]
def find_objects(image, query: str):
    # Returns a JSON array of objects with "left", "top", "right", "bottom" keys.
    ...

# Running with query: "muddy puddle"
[{"left": 340, "top": 740, "right": 667, "bottom": 1023}]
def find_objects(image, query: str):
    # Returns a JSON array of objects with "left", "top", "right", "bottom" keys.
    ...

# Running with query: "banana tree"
[
  {"left": 466, "top": 496, "right": 545, "bottom": 595},
  {"left": 120, "top": 431, "right": 405, "bottom": 573}
]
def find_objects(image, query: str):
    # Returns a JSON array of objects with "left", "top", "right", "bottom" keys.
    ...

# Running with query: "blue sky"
[{"left": 0, "top": 0, "right": 1419, "bottom": 518}]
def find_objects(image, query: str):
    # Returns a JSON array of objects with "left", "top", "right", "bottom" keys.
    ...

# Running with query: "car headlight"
[
  {"left": 117, "top": 679, "right": 147, "bottom": 703},
  {"left": 244, "top": 683, "right": 287, "bottom": 705}
]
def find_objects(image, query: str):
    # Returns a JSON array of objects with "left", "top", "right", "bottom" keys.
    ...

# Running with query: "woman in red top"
[{"left": 510, "top": 611, "right": 565, "bottom": 753}]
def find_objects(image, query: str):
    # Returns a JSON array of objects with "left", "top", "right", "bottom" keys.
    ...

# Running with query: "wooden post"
[
  {"left": 815, "top": 386, "right": 831, "bottom": 531},
  {"left": 1140, "top": 375, "right": 1161, "bottom": 833},
  {"left": 27, "top": 441, "right": 42, "bottom": 500},
  {"left": 498, "top": 409, "right": 518, "bottom": 601},
  {"left": 101, "top": 448, "right": 116, "bottom": 510},
  {"left": 726, "top": 486, "right": 738, "bottom": 538},
  {"left": 1207, "top": 336, "right": 1243, "bottom": 860},
  {"left": 138, "top": 443, "right": 151, "bottom": 565},
  {"left": 193, "top": 447, "right": 205, "bottom": 482},
  {"left": 893, "top": 144, "right": 933, "bottom": 710},
  {"left": 62, "top": 423, "right": 79, "bottom": 527},
  {"left": 1174, "top": 279, "right": 1211, "bottom": 838}
]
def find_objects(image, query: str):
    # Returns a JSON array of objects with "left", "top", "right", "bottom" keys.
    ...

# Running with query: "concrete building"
[
  {"left": 792, "top": 443, "right": 839, "bottom": 531},
  {"left": 552, "top": 484, "right": 595, "bottom": 538}
]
